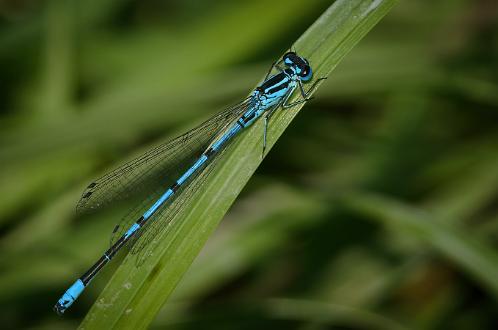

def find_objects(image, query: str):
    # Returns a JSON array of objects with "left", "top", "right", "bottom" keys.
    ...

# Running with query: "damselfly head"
[
  {"left": 283, "top": 52, "right": 313, "bottom": 82},
  {"left": 283, "top": 51, "right": 298, "bottom": 66}
]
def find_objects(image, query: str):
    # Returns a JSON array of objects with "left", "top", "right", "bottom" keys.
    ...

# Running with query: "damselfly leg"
[
  {"left": 283, "top": 77, "right": 327, "bottom": 108},
  {"left": 264, "top": 59, "right": 285, "bottom": 81}
]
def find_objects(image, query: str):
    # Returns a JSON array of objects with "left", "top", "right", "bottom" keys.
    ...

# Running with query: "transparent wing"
[
  {"left": 77, "top": 97, "right": 252, "bottom": 214},
  {"left": 132, "top": 142, "right": 227, "bottom": 266},
  {"left": 109, "top": 103, "right": 241, "bottom": 255}
]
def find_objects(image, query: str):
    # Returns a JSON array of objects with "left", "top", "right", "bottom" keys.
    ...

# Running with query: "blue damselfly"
[{"left": 54, "top": 51, "right": 325, "bottom": 315}]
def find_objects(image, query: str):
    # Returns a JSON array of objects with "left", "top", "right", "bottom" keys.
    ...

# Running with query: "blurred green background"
[{"left": 1, "top": 0, "right": 498, "bottom": 329}]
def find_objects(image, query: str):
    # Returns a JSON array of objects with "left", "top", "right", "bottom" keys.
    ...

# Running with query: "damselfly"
[{"left": 54, "top": 51, "right": 325, "bottom": 315}]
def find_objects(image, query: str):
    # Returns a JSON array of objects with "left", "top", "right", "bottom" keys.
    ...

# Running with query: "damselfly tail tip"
[{"left": 53, "top": 302, "right": 66, "bottom": 316}]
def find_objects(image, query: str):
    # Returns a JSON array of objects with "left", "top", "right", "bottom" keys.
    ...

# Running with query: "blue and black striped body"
[{"left": 54, "top": 51, "right": 318, "bottom": 315}]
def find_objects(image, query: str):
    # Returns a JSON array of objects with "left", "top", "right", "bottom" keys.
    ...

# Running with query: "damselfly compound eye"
[{"left": 300, "top": 65, "right": 313, "bottom": 81}]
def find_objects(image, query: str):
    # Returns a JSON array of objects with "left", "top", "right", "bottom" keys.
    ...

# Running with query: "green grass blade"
[
  {"left": 264, "top": 298, "right": 409, "bottom": 330},
  {"left": 343, "top": 193, "right": 498, "bottom": 298},
  {"left": 79, "top": 1, "right": 398, "bottom": 328}
]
